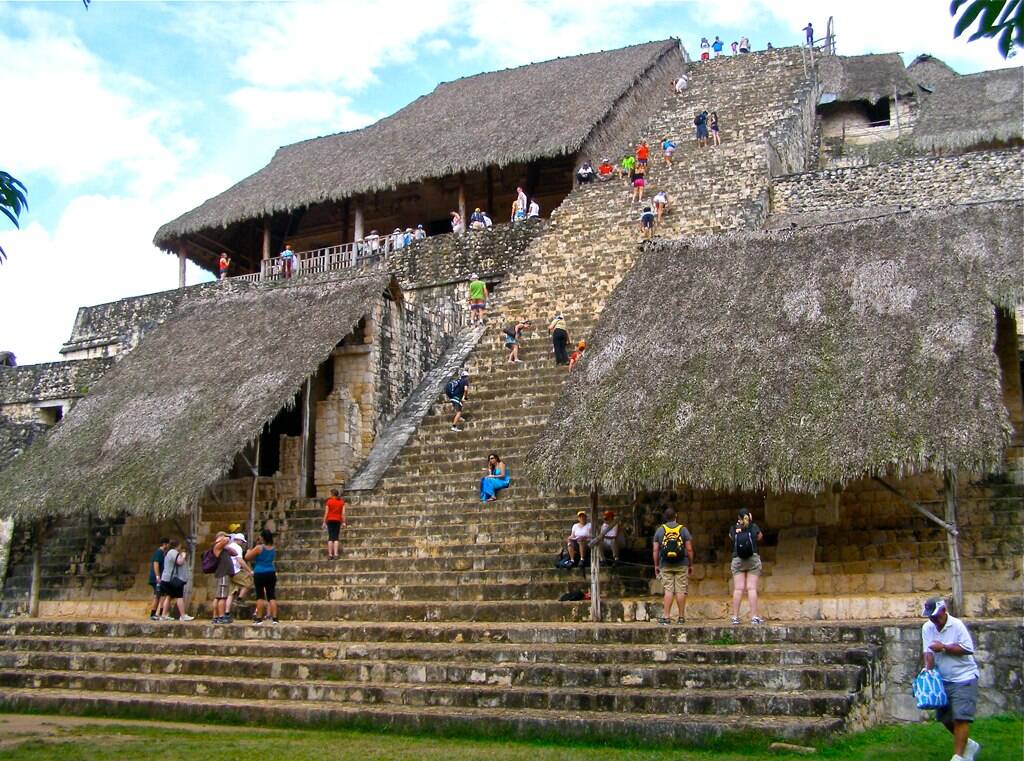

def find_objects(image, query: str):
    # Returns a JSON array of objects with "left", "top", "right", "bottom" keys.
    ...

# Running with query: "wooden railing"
[{"left": 232, "top": 235, "right": 420, "bottom": 284}]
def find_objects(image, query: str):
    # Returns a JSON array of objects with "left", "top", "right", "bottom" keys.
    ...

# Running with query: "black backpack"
[
  {"left": 734, "top": 526, "right": 755, "bottom": 559},
  {"left": 503, "top": 324, "right": 517, "bottom": 338},
  {"left": 445, "top": 379, "right": 460, "bottom": 398},
  {"left": 659, "top": 524, "right": 687, "bottom": 565}
]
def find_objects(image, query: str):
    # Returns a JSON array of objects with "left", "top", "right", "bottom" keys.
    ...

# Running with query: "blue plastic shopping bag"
[{"left": 913, "top": 669, "right": 948, "bottom": 709}]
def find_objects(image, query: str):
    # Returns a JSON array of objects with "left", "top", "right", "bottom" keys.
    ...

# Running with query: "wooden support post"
[
  {"left": 248, "top": 436, "right": 261, "bottom": 542},
  {"left": 893, "top": 91, "right": 901, "bottom": 135},
  {"left": 353, "top": 201, "right": 364, "bottom": 242},
  {"left": 300, "top": 378, "right": 312, "bottom": 499},
  {"left": 178, "top": 249, "right": 187, "bottom": 289},
  {"left": 28, "top": 521, "right": 41, "bottom": 617},
  {"left": 457, "top": 175, "right": 467, "bottom": 228},
  {"left": 341, "top": 199, "right": 350, "bottom": 246},
  {"left": 262, "top": 222, "right": 272, "bottom": 262},
  {"left": 590, "top": 484, "right": 601, "bottom": 622},
  {"left": 943, "top": 470, "right": 964, "bottom": 615},
  {"left": 185, "top": 498, "right": 200, "bottom": 614},
  {"left": 486, "top": 166, "right": 495, "bottom": 217}
]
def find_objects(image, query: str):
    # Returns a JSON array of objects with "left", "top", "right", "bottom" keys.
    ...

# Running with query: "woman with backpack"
[{"left": 729, "top": 509, "right": 764, "bottom": 625}]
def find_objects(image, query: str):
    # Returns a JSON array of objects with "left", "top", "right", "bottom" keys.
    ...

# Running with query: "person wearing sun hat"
[
  {"left": 921, "top": 597, "right": 982, "bottom": 761},
  {"left": 566, "top": 510, "right": 592, "bottom": 569}
]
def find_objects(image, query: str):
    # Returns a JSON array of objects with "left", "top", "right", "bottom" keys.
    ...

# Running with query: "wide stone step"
[
  {"left": 0, "top": 650, "right": 861, "bottom": 692},
  {"left": 0, "top": 633, "right": 872, "bottom": 669},
  {"left": 0, "top": 687, "right": 846, "bottom": 743},
  {"left": 273, "top": 566, "right": 648, "bottom": 588},
  {"left": 278, "top": 578, "right": 642, "bottom": 602},
  {"left": 0, "top": 667, "right": 857, "bottom": 716}
]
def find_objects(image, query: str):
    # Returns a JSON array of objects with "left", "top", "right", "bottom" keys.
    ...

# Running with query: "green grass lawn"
[{"left": 0, "top": 713, "right": 1019, "bottom": 761}]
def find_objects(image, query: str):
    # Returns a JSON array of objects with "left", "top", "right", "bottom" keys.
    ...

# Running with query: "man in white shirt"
[
  {"left": 527, "top": 200, "right": 540, "bottom": 218},
  {"left": 673, "top": 74, "right": 688, "bottom": 93},
  {"left": 566, "top": 510, "right": 591, "bottom": 568},
  {"left": 921, "top": 598, "right": 982, "bottom": 761}
]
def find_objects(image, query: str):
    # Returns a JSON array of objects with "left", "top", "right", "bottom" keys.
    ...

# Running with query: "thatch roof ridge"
[
  {"left": 914, "top": 67, "right": 1023, "bottom": 151},
  {"left": 818, "top": 52, "right": 916, "bottom": 104},
  {"left": 527, "top": 202, "right": 1023, "bottom": 495},
  {"left": 0, "top": 273, "right": 392, "bottom": 521},
  {"left": 154, "top": 39, "right": 680, "bottom": 248}
]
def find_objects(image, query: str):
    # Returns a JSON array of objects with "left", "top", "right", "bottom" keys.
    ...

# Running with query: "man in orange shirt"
[
  {"left": 322, "top": 489, "right": 347, "bottom": 560},
  {"left": 635, "top": 141, "right": 650, "bottom": 169}
]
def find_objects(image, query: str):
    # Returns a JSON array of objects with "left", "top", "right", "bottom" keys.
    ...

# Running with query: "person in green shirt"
[
  {"left": 467, "top": 274, "right": 488, "bottom": 325},
  {"left": 620, "top": 154, "right": 636, "bottom": 183}
]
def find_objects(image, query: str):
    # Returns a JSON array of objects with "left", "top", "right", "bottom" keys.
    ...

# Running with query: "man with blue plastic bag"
[{"left": 921, "top": 597, "right": 982, "bottom": 761}]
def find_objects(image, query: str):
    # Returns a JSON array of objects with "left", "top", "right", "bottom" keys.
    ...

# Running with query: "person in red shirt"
[
  {"left": 597, "top": 158, "right": 614, "bottom": 181},
  {"left": 322, "top": 489, "right": 347, "bottom": 560},
  {"left": 635, "top": 141, "right": 650, "bottom": 168},
  {"left": 218, "top": 252, "right": 231, "bottom": 280}
]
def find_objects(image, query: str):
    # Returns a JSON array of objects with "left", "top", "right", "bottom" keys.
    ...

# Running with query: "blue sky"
[{"left": 1, "top": 0, "right": 1019, "bottom": 364}]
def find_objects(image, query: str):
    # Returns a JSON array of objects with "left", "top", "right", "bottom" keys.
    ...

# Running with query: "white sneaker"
[
  {"left": 964, "top": 738, "right": 981, "bottom": 760},
  {"left": 180, "top": 614, "right": 195, "bottom": 622},
  {"left": 951, "top": 755, "right": 967, "bottom": 761}
]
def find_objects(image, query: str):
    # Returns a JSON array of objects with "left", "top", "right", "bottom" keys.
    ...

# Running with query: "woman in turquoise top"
[
  {"left": 244, "top": 529, "right": 278, "bottom": 625},
  {"left": 480, "top": 453, "right": 511, "bottom": 502}
]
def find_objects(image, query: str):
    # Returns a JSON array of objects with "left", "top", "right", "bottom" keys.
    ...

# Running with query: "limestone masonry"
[{"left": 0, "top": 43, "right": 1021, "bottom": 743}]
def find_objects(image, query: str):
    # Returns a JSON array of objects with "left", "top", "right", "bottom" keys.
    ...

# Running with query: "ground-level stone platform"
[{"left": 0, "top": 617, "right": 1018, "bottom": 743}]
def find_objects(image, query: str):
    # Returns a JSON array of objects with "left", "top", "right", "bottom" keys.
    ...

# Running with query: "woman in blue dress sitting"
[{"left": 480, "top": 452, "right": 510, "bottom": 502}]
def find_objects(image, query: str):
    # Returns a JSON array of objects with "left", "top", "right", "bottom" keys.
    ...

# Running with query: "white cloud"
[
  {"left": 0, "top": 7, "right": 193, "bottom": 195},
  {"left": 424, "top": 38, "right": 452, "bottom": 54},
  {"left": 227, "top": 88, "right": 377, "bottom": 132},
  {"left": 0, "top": 175, "right": 225, "bottom": 365}
]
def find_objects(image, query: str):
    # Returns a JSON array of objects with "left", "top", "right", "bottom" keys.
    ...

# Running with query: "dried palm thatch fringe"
[
  {"left": 154, "top": 39, "right": 681, "bottom": 250},
  {"left": 914, "top": 68, "right": 1023, "bottom": 152},
  {"left": 817, "top": 53, "right": 916, "bottom": 104},
  {"left": 906, "top": 54, "right": 959, "bottom": 94},
  {"left": 0, "top": 274, "right": 392, "bottom": 522},
  {"left": 528, "top": 202, "right": 1023, "bottom": 496}
]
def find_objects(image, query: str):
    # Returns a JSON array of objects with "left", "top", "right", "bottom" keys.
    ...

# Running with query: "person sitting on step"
[
  {"left": 591, "top": 510, "right": 623, "bottom": 566},
  {"left": 567, "top": 511, "right": 592, "bottom": 568},
  {"left": 576, "top": 160, "right": 596, "bottom": 185},
  {"left": 597, "top": 158, "right": 615, "bottom": 180},
  {"left": 480, "top": 452, "right": 510, "bottom": 502}
]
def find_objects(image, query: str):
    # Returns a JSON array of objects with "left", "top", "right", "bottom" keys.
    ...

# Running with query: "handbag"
[{"left": 913, "top": 668, "right": 948, "bottom": 709}]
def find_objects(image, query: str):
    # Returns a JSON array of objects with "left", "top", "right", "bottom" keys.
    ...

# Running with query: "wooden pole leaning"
[
  {"left": 943, "top": 470, "right": 965, "bottom": 615},
  {"left": 185, "top": 497, "right": 200, "bottom": 615},
  {"left": 590, "top": 483, "right": 601, "bottom": 622}
]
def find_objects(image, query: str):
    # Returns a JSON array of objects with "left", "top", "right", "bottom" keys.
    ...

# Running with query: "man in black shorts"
[{"left": 446, "top": 369, "right": 469, "bottom": 432}]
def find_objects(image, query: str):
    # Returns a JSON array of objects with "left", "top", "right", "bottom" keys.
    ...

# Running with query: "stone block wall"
[
  {"left": 387, "top": 219, "right": 545, "bottom": 288},
  {"left": 878, "top": 620, "right": 1022, "bottom": 721},
  {"left": 0, "top": 358, "right": 113, "bottom": 422},
  {"left": 770, "top": 148, "right": 1023, "bottom": 216},
  {"left": 314, "top": 295, "right": 459, "bottom": 493}
]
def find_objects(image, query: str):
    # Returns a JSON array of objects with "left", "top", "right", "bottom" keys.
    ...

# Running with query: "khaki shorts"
[
  {"left": 230, "top": 569, "right": 254, "bottom": 593},
  {"left": 730, "top": 554, "right": 762, "bottom": 576},
  {"left": 661, "top": 567, "right": 689, "bottom": 595}
]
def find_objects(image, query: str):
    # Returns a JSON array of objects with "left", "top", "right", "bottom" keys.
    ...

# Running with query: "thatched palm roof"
[
  {"left": 907, "top": 54, "right": 959, "bottom": 93},
  {"left": 528, "top": 202, "right": 1023, "bottom": 495},
  {"left": 0, "top": 274, "right": 392, "bottom": 521},
  {"left": 154, "top": 39, "right": 679, "bottom": 249},
  {"left": 818, "top": 53, "right": 916, "bottom": 104},
  {"left": 914, "top": 67, "right": 1023, "bottom": 151}
]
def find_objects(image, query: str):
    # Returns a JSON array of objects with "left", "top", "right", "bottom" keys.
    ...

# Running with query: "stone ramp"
[{"left": 347, "top": 324, "right": 487, "bottom": 491}]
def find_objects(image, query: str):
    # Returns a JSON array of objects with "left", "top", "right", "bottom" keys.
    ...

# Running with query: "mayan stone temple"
[{"left": 0, "top": 38, "right": 1021, "bottom": 742}]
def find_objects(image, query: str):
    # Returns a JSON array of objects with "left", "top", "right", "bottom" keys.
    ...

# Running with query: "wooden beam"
[
  {"left": 178, "top": 249, "right": 187, "bottom": 289},
  {"left": 28, "top": 521, "right": 41, "bottom": 617},
  {"left": 300, "top": 378, "right": 312, "bottom": 499},
  {"left": 195, "top": 232, "right": 236, "bottom": 256},
  {"left": 873, "top": 477, "right": 956, "bottom": 535},
  {"left": 590, "top": 484, "right": 601, "bottom": 622},
  {"left": 457, "top": 174, "right": 467, "bottom": 227},
  {"left": 943, "top": 470, "right": 965, "bottom": 615},
  {"left": 353, "top": 201, "right": 364, "bottom": 241},
  {"left": 248, "top": 437, "right": 261, "bottom": 542}
]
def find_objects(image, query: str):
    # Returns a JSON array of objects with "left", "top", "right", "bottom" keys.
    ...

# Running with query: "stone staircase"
[
  {"left": 0, "top": 617, "right": 883, "bottom": 742},
  {"left": 5, "top": 48, "right": 1019, "bottom": 741}
]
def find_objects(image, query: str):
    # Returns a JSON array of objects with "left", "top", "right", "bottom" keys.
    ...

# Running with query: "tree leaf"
[{"left": 954, "top": 1, "right": 988, "bottom": 37}]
